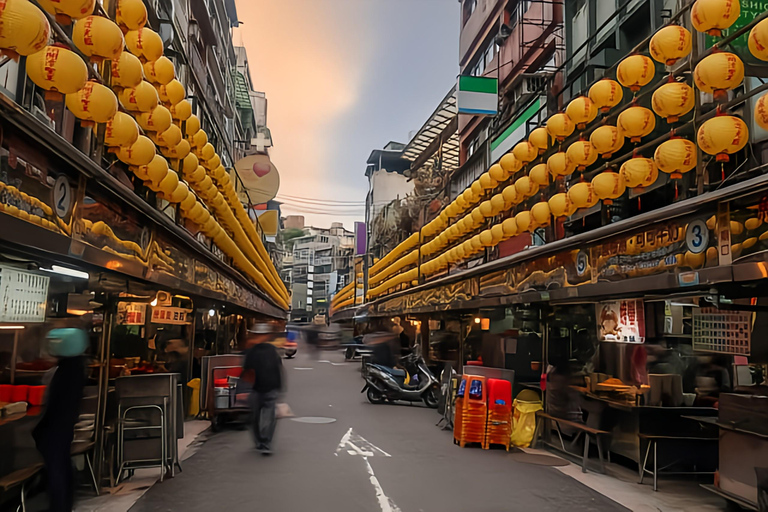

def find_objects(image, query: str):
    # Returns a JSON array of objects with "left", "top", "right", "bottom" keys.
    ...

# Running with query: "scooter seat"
[{"left": 370, "top": 364, "right": 405, "bottom": 378}]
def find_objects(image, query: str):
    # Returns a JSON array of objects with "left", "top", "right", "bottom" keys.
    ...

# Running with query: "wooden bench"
[
  {"left": 0, "top": 463, "right": 44, "bottom": 512},
  {"left": 638, "top": 433, "right": 718, "bottom": 491},
  {"left": 532, "top": 411, "right": 610, "bottom": 474}
]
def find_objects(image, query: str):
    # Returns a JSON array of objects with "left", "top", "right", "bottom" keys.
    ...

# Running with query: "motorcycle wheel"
[
  {"left": 345, "top": 347, "right": 355, "bottom": 360},
  {"left": 366, "top": 386, "right": 385, "bottom": 404},
  {"left": 284, "top": 351, "right": 296, "bottom": 359},
  {"left": 423, "top": 387, "right": 439, "bottom": 409}
]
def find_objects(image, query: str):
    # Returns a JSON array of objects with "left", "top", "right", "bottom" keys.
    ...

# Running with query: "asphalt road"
[{"left": 130, "top": 350, "right": 627, "bottom": 512}]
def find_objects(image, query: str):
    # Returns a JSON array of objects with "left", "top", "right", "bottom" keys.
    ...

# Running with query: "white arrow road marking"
[
  {"left": 364, "top": 456, "right": 402, "bottom": 512},
  {"left": 335, "top": 428, "right": 391, "bottom": 457}
]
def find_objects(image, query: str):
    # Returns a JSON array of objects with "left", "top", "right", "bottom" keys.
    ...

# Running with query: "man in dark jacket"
[
  {"left": 242, "top": 323, "right": 283, "bottom": 454},
  {"left": 33, "top": 328, "right": 88, "bottom": 512}
]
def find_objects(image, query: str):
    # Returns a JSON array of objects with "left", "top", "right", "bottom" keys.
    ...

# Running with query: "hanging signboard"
[
  {"left": 0, "top": 266, "right": 49, "bottom": 323},
  {"left": 457, "top": 76, "right": 498, "bottom": 116},
  {"left": 116, "top": 302, "right": 147, "bottom": 326},
  {"left": 151, "top": 306, "right": 192, "bottom": 325},
  {"left": 596, "top": 299, "right": 645, "bottom": 343}
]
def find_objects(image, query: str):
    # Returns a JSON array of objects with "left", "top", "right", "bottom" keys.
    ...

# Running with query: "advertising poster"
[{"left": 597, "top": 299, "right": 645, "bottom": 343}]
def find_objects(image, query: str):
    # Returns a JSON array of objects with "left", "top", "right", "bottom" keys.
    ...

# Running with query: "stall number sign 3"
[
  {"left": 151, "top": 306, "right": 190, "bottom": 325},
  {"left": 685, "top": 220, "right": 708, "bottom": 254},
  {"left": 53, "top": 176, "right": 73, "bottom": 218}
]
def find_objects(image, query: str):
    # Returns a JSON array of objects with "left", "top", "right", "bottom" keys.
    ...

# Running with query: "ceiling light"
[
  {"left": 150, "top": 298, "right": 158, "bottom": 307},
  {"left": 0, "top": 325, "right": 25, "bottom": 330},
  {"left": 43, "top": 265, "right": 89, "bottom": 280},
  {"left": 208, "top": 309, "right": 216, "bottom": 317}
]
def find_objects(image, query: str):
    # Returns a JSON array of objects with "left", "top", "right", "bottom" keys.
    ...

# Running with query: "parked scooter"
[{"left": 361, "top": 346, "right": 439, "bottom": 408}]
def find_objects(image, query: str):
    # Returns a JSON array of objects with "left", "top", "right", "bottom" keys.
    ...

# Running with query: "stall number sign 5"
[
  {"left": 685, "top": 220, "right": 708, "bottom": 254},
  {"left": 53, "top": 176, "right": 73, "bottom": 218}
]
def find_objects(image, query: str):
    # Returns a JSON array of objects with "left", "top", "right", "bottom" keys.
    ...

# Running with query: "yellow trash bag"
[
  {"left": 187, "top": 378, "right": 201, "bottom": 417},
  {"left": 510, "top": 398, "right": 542, "bottom": 448}
]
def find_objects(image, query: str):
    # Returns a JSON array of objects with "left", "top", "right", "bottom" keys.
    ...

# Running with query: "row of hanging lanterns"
[{"left": 368, "top": 0, "right": 764, "bottom": 297}]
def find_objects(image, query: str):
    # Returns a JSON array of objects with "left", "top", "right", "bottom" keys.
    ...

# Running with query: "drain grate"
[{"left": 290, "top": 417, "right": 337, "bottom": 424}]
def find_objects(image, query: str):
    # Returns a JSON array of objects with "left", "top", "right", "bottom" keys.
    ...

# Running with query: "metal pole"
[
  {"left": 93, "top": 308, "right": 114, "bottom": 490},
  {"left": 10, "top": 330, "right": 18, "bottom": 385}
]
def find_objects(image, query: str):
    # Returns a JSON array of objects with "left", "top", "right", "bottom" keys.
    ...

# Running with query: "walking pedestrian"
[
  {"left": 242, "top": 323, "right": 283, "bottom": 454},
  {"left": 33, "top": 328, "right": 88, "bottom": 512}
]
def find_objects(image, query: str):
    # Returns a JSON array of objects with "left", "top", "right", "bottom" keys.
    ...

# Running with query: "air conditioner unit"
[{"left": 510, "top": 73, "right": 552, "bottom": 106}]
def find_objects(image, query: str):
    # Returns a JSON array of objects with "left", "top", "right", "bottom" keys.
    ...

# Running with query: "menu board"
[
  {"left": 596, "top": 299, "right": 645, "bottom": 343},
  {"left": 151, "top": 306, "right": 192, "bottom": 325},
  {"left": 116, "top": 302, "right": 147, "bottom": 326},
  {"left": 0, "top": 266, "right": 49, "bottom": 323}
]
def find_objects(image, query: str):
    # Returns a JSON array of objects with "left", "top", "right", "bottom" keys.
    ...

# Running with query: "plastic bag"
[{"left": 510, "top": 399, "right": 542, "bottom": 448}]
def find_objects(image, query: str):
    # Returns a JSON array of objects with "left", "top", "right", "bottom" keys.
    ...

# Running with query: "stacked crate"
[
  {"left": 452, "top": 375, "right": 469, "bottom": 444},
  {"left": 484, "top": 378, "right": 512, "bottom": 450},
  {"left": 455, "top": 375, "right": 488, "bottom": 448}
]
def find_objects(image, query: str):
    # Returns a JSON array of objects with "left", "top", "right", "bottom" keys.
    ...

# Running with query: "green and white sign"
[
  {"left": 490, "top": 96, "right": 545, "bottom": 162},
  {"left": 457, "top": 76, "right": 498, "bottom": 116}
]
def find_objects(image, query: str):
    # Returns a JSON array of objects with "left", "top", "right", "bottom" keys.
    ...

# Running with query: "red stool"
[
  {"left": 485, "top": 379, "right": 512, "bottom": 450},
  {"left": 0, "top": 385, "right": 12, "bottom": 402},
  {"left": 11, "top": 385, "right": 29, "bottom": 403},
  {"left": 27, "top": 386, "right": 46, "bottom": 406}
]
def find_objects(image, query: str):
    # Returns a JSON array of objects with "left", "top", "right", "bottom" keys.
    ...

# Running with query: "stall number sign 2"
[
  {"left": 0, "top": 266, "right": 49, "bottom": 323},
  {"left": 151, "top": 307, "right": 190, "bottom": 325},
  {"left": 52, "top": 176, "right": 73, "bottom": 218}
]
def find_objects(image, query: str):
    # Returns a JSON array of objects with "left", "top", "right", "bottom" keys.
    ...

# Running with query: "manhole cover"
[{"left": 290, "top": 417, "right": 337, "bottom": 424}]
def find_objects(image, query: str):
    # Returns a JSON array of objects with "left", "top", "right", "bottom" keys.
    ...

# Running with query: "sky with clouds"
[{"left": 234, "top": 0, "right": 459, "bottom": 229}]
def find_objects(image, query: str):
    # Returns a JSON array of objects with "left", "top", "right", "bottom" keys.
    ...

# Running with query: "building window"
[
  {"left": 463, "top": 0, "right": 477, "bottom": 26},
  {"left": 319, "top": 235, "right": 329, "bottom": 243}
]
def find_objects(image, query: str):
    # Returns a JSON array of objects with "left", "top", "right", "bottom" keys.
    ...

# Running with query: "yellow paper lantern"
[
  {"left": 471, "top": 207, "right": 485, "bottom": 224},
  {"left": 502, "top": 217, "right": 518, "bottom": 238},
  {"left": 65, "top": 80, "right": 118, "bottom": 124},
  {"left": 158, "top": 79, "right": 185, "bottom": 106},
  {"left": 489, "top": 163, "right": 507, "bottom": 182},
  {"left": 445, "top": 203, "right": 458, "bottom": 218},
  {"left": 531, "top": 202, "right": 551, "bottom": 228},
  {"left": 565, "top": 96, "right": 598, "bottom": 130},
  {"left": 151, "top": 124, "right": 182, "bottom": 148},
  {"left": 691, "top": 0, "right": 740, "bottom": 36},
  {"left": 547, "top": 113, "right": 575, "bottom": 142},
  {"left": 617, "top": 106, "right": 656, "bottom": 143},
  {"left": 167, "top": 182, "right": 189, "bottom": 204},
  {"left": 38, "top": 0, "right": 95, "bottom": 24},
  {"left": 697, "top": 115, "right": 749, "bottom": 162},
  {"left": 592, "top": 171, "right": 626, "bottom": 204},
  {"left": 479, "top": 200, "right": 496, "bottom": 218},
  {"left": 161, "top": 139, "right": 191, "bottom": 161},
  {"left": 179, "top": 190, "right": 197, "bottom": 213},
  {"left": 456, "top": 195, "right": 468, "bottom": 210},
  {"left": 620, "top": 157, "right": 658, "bottom": 189},
  {"left": 72, "top": 16, "right": 124, "bottom": 62},
  {"left": 589, "top": 79, "right": 623, "bottom": 113},
  {"left": 490, "top": 194, "right": 506, "bottom": 214},
  {"left": 136, "top": 106, "right": 171, "bottom": 134},
  {"left": 490, "top": 224, "right": 505, "bottom": 244},
  {"left": 461, "top": 214, "right": 474, "bottom": 232},
  {"left": 471, "top": 181, "right": 483, "bottom": 196},
  {"left": 110, "top": 51, "right": 143, "bottom": 89},
  {"left": 590, "top": 125, "right": 625, "bottom": 159},
  {"left": 115, "top": 0, "right": 147, "bottom": 31},
  {"left": 104, "top": 111, "right": 139, "bottom": 148},
  {"left": 144, "top": 56, "right": 174, "bottom": 86},
  {"left": 195, "top": 142, "right": 215, "bottom": 162},
  {"left": 124, "top": 27, "right": 163, "bottom": 63},
  {"left": 566, "top": 140, "right": 598, "bottom": 171},
  {"left": 654, "top": 138, "right": 697, "bottom": 179},
  {"left": 480, "top": 229, "right": 494, "bottom": 247},
  {"left": 547, "top": 152, "right": 576, "bottom": 178},
  {"left": 120, "top": 80, "right": 159, "bottom": 113},
  {"left": 188, "top": 165, "right": 206, "bottom": 184},
  {"left": 500, "top": 152, "right": 521, "bottom": 175},
  {"left": 461, "top": 188, "right": 476, "bottom": 207},
  {"left": 134, "top": 154, "right": 167, "bottom": 183},
  {"left": 191, "top": 130, "right": 209, "bottom": 149},
  {"left": 529, "top": 163, "right": 549, "bottom": 186},
  {"left": 529, "top": 127, "right": 549, "bottom": 154},
  {"left": 204, "top": 154, "right": 222, "bottom": 171},
  {"left": 185, "top": 115, "right": 201, "bottom": 138},
  {"left": 515, "top": 210, "right": 533, "bottom": 233},
  {"left": 651, "top": 81, "right": 695, "bottom": 123},
  {"left": 502, "top": 185, "right": 519, "bottom": 207},
  {"left": 117, "top": 135, "right": 155, "bottom": 166},
  {"left": 568, "top": 182, "right": 599, "bottom": 209},
  {"left": 513, "top": 141, "right": 538, "bottom": 165},
  {"left": 180, "top": 153, "right": 199, "bottom": 177},
  {"left": 548, "top": 193, "right": 576, "bottom": 218},
  {"left": 154, "top": 169, "right": 179, "bottom": 195},
  {"left": 170, "top": 99, "right": 192, "bottom": 122},
  {"left": 0, "top": 0, "right": 51, "bottom": 59},
  {"left": 693, "top": 52, "right": 744, "bottom": 100},
  {"left": 515, "top": 175, "right": 538, "bottom": 199},
  {"left": 471, "top": 234, "right": 483, "bottom": 251},
  {"left": 749, "top": 18, "right": 768, "bottom": 61},
  {"left": 618, "top": 55, "right": 656, "bottom": 94},
  {"left": 649, "top": 25, "right": 692, "bottom": 65},
  {"left": 479, "top": 172, "right": 498, "bottom": 190},
  {"left": 26, "top": 45, "right": 88, "bottom": 96},
  {"left": 755, "top": 93, "right": 768, "bottom": 130}
]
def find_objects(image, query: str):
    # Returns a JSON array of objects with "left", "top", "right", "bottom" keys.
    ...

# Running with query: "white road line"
[
  {"left": 294, "top": 367, "right": 314, "bottom": 370},
  {"left": 364, "top": 456, "right": 402, "bottom": 512},
  {"left": 335, "top": 427, "right": 353, "bottom": 456}
]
